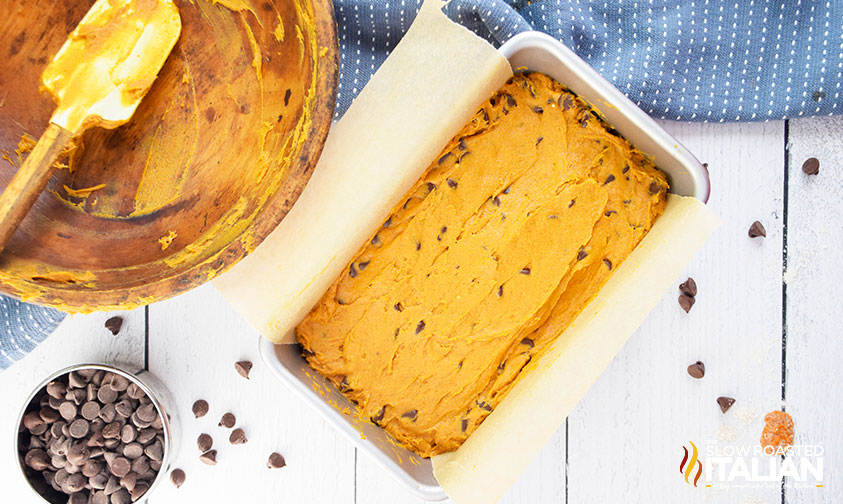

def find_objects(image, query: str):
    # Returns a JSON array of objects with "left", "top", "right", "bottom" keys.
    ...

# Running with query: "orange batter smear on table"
[
  {"left": 297, "top": 73, "right": 669, "bottom": 457},
  {"left": 761, "top": 410, "right": 794, "bottom": 453}
]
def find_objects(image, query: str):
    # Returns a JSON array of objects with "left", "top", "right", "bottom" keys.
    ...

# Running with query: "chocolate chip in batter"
[
  {"left": 577, "top": 249, "right": 588, "bottom": 261},
  {"left": 532, "top": 106, "right": 543, "bottom": 114},
  {"left": 372, "top": 406, "right": 386, "bottom": 424},
  {"left": 505, "top": 93, "right": 516, "bottom": 107},
  {"left": 679, "top": 277, "right": 698, "bottom": 297},
  {"left": 622, "top": 165, "right": 630, "bottom": 174},
  {"left": 348, "top": 263, "right": 358, "bottom": 278},
  {"left": 748, "top": 220, "right": 766, "bottom": 238},
  {"left": 415, "top": 241, "right": 421, "bottom": 251},
  {"left": 603, "top": 259, "right": 613, "bottom": 270},
  {"left": 603, "top": 174, "right": 616, "bottom": 185},
  {"left": 383, "top": 217, "right": 393, "bottom": 229},
  {"left": 801, "top": 157, "right": 819, "bottom": 175},
  {"left": 104, "top": 316, "right": 123, "bottom": 336},
  {"left": 393, "top": 302, "right": 404, "bottom": 312},
  {"left": 648, "top": 181, "right": 663, "bottom": 195},
  {"left": 520, "top": 267, "right": 531, "bottom": 275},
  {"left": 536, "top": 136, "right": 544, "bottom": 146},
  {"left": 447, "top": 178, "right": 458, "bottom": 188},
  {"left": 371, "top": 235, "right": 382, "bottom": 247},
  {"left": 284, "top": 88, "right": 292, "bottom": 106},
  {"left": 401, "top": 410, "right": 418, "bottom": 421},
  {"left": 461, "top": 419, "right": 468, "bottom": 433},
  {"left": 458, "top": 138, "right": 467, "bottom": 151},
  {"left": 497, "top": 285, "right": 503, "bottom": 297},
  {"left": 415, "top": 321, "right": 426, "bottom": 334},
  {"left": 492, "top": 196, "right": 501, "bottom": 207},
  {"left": 568, "top": 199, "right": 576, "bottom": 208},
  {"left": 604, "top": 210, "right": 617, "bottom": 217},
  {"left": 521, "top": 338, "right": 534, "bottom": 348}
]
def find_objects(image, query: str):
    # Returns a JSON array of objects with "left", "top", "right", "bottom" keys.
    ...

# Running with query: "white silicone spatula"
[{"left": 0, "top": 0, "right": 182, "bottom": 254}]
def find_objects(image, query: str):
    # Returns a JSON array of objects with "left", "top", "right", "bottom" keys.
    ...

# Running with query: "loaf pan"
[{"left": 259, "top": 30, "right": 711, "bottom": 501}]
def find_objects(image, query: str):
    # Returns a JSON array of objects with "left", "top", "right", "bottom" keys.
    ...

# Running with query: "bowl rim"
[{"left": 15, "top": 363, "right": 174, "bottom": 503}]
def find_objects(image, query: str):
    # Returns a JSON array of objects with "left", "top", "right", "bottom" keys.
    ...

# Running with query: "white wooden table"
[{"left": 2, "top": 116, "right": 841, "bottom": 504}]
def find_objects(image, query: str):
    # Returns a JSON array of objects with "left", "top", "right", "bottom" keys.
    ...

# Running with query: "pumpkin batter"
[{"left": 297, "top": 73, "right": 668, "bottom": 457}]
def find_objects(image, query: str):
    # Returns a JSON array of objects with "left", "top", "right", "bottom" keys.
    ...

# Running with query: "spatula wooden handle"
[{"left": 0, "top": 123, "right": 73, "bottom": 255}]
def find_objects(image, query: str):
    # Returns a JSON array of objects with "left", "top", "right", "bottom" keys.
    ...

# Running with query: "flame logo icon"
[{"left": 679, "top": 441, "right": 703, "bottom": 487}]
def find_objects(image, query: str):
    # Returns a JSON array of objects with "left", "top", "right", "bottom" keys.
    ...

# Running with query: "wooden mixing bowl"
[{"left": 0, "top": 0, "right": 338, "bottom": 311}]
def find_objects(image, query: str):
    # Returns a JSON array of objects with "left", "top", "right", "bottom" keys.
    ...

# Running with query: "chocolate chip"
[
  {"left": 65, "top": 473, "right": 86, "bottom": 492},
  {"left": 371, "top": 406, "right": 386, "bottom": 424},
  {"left": 267, "top": 452, "right": 286, "bottom": 469},
  {"left": 170, "top": 468, "right": 186, "bottom": 488},
  {"left": 520, "top": 267, "right": 531, "bottom": 275},
  {"left": 125, "top": 383, "right": 144, "bottom": 400},
  {"left": 109, "top": 456, "right": 131, "bottom": 477},
  {"left": 438, "top": 152, "right": 453, "bottom": 165},
  {"left": 358, "top": 261, "right": 370, "bottom": 271},
  {"left": 120, "top": 425, "right": 136, "bottom": 444},
  {"left": 577, "top": 249, "right": 588, "bottom": 260},
  {"left": 102, "top": 422, "right": 121, "bottom": 440},
  {"left": 415, "top": 321, "right": 425, "bottom": 334},
  {"left": 497, "top": 285, "right": 503, "bottom": 297},
  {"left": 46, "top": 381, "right": 67, "bottom": 399},
  {"left": 801, "top": 157, "right": 819, "bottom": 175},
  {"left": 136, "top": 404, "right": 157, "bottom": 423},
  {"left": 192, "top": 400, "right": 209, "bottom": 418},
  {"left": 24, "top": 449, "right": 50, "bottom": 470},
  {"left": 229, "top": 428, "right": 248, "bottom": 445},
  {"left": 114, "top": 399, "right": 133, "bottom": 419},
  {"left": 197, "top": 433, "right": 213, "bottom": 452},
  {"left": 235, "top": 361, "right": 253, "bottom": 379},
  {"left": 104, "top": 316, "right": 123, "bottom": 335},
  {"left": 69, "top": 419, "right": 89, "bottom": 439},
  {"left": 23, "top": 410, "right": 44, "bottom": 430},
  {"left": 80, "top": 401, "right": 100, "bottom": 421},
  {"left": 219, "top": 412, "right": 236, "bottom": 428},
  {"left": 679, "top": 277, "right": 698, "bottom": 297},
  {"left": 123, "top": 443, "right": 144, "bottom": 460},
  {"left": 199, "top": 450, "right": 217, "bottom": 465},
  {"left": 532, "top": 106, "right": 543, "bottom": 114},
  {"left": 649, "top": 181, "right": 662, "bottom": 195},
  {"left": 678, "top": 293, "right": 696, "bottom": 313},
  {"left": 505, "top": 93, "right": 516, "bottom": 107},
  {"left": 603, "top": 259, "right": 612, "bottom": 270},
  {"left": 687, "top": 361, "right": 705, "bottom": 379},
  {"left": 748, "top": 220, "right": 766, "bottom": 238},
  {"left": 603, "top": 174, "right": 616, "bottom": 185},
  {"left": 717, "top": 396, "right": 736, "bottom": 413},
  {"left": 96, "top": 385, "right": 118, "bottom": 404},
  {"left": 393, "top": 302, "right": 404, "bottom": 312},
  {"left": 401, "top": 410, "right": 418, "bottom": 421},
  {"left": 348, "top": 263, "right": 358, "bottom": 278},
  {"left": 98, "top": 403, "right": 116, "bottom": 423},
  {"left": 521, "top": 338, "right": 534, "bottom": 348},
  {"left": 370, "top": 235, "right": 382, "bottom": 246},
  {"left": 120, "top": 472, "right": 137, "bottom": 492},
  {"left": 110, "top": 488, "right": 131, "bottom": 504},
  {"left": 536, "top": 136, "right": 543, "bottom": 146},
  {"left": 82, "top": 459, "right": 102, "bottom": 478},
  {"left": 58, "top": 402, "right": 77, "bottom": 421},
  {"left": 446, "top": 178, "right": 458, "bottom": 189},
  {"left": 492, "top": 196, "right": 501, "bottom": 206}
]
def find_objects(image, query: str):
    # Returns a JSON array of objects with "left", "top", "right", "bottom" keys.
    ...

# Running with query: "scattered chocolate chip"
[
  {"left": 284, "top": 88, "right": 292, "bottom": 106},
  {"left": 603, "top": 174, "right": 616, "bottom": 185},
  {"left": 536, "top": 136, "right": 544, "bottom": 146},
  {"left": 415, "top": 321, "right": 425, "bottom": 334},
  {"left": 678, "top": 293, "right": 696, "bottom": 313},
  {"left": 438, "top": 152, "right": 453, "bottom": 165},
  {"left": 801, "top": 157, "right": 819, "bottom": 175},
  {"left": 358, "top": 261, "right": 370, "bottom": 271},
  {"left": 505, "top": 93, "right": 516, "bottom": 107},
  {"left": 170, "top": 468, "right": 186, "bottom": 488},
  {"left": 370, "top": 235, "right": 382, "bottom": 246},
  {"left": 461, "top": 419, "right": 469, "bottom": 433},
  {"left": 196, "top": 433, "right": 213, "bottom": 453},
  {"left": 520, "top": 267, "right": 531, "bottom": 275},
  {"left": 446, "top": 178, "right": 458, "bottom": 188},
  {"left": 748, "top": 220, "right": 767, "bottom": 238},
  {"left": 199, "top": 450, "right": 217, "bottom": 466},
  {"left": 235, "top": 361, "right": 253, "bottom": 379},
  {"left": 492, "top": 196, "right": 501, "bottom": 206},
  {"left": 458, "top": 138, "right": 467, "bottom": 150},
  {"left": 521, "top": 338, "right": 534, "bottom": 348},
  {"left": 604, "top": 210, "right": 617, "bottom": 217},
  {"left": 267, "top": 452, "right": 286, "bottom": 469},
  {"left": 679, "top": 277, "right": 698, "bottom": 297},
  {"left": 603, "top": 259, "right": 612, "bottom": 270},
  {"left": 219, "top": 412, "right": 236, "bottom": 429},
  {"left": 687, "top": 361, "right": 705, "bottom": 379},
  {"left": 717, "top": 396, "right": 736, "bottom": 413},
  {"left": 401, "top": 410, "right": 418, "bottom": 421},
  {"left": 229, "top": 428, "right": 248, "bottom": 445},
  {"left": 497, "top": 285, "right": 503, "bottom": 297},
  {"left": 348, "top": 263, "right": 358, "bottom": 278},
  {"left": 532, "top": 106, "right": 543, "bottom": 114},
  {"left": 577, "top": 249, "right": 588, "bottom": 260},
  {"left": 104, "top": 316, "right": 123, "bottom": 335},
  {"left": 372, "top": 406, "right": 386, "bottom": 424},
  {"left": 191, "top": 400, "right": 209, "bottom": 419}
]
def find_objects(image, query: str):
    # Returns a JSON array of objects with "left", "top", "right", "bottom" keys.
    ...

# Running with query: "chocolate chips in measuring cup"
[{"left": 18, "top": 369, "right": 166, "bottom": 503}]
